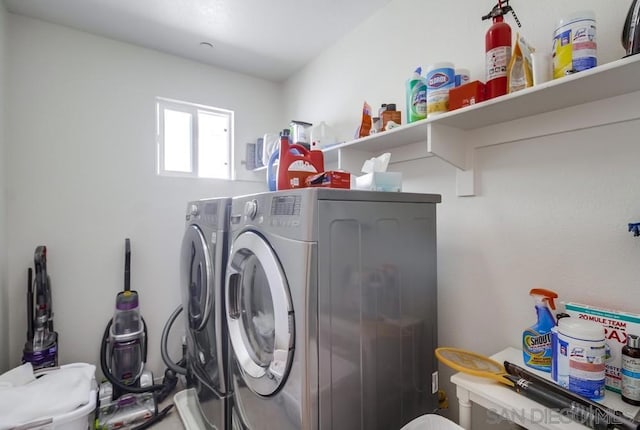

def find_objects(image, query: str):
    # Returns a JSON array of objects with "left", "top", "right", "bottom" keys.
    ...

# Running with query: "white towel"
[
  {"left": 0, "top": 363, "right": 95, "bottom": 430},
  {"left": 0, "top": 363, "right": 36, "bottom": 388}
]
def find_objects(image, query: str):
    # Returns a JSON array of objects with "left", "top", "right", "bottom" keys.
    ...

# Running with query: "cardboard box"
[
  {"left": 563, "top": 302, "right": 640, "bottom": 393},
  {"left": 305, "top": 171, "right": 351, "bottom": 189},
  {"left": 449, "top": 80, "right": 486, "bottom": 111},
  {"left": 381, "top": 110, "right": 402, "bottom": 131}
]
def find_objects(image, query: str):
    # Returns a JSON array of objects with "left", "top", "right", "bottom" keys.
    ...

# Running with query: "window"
[{"left": 156, "top": 97, "right": 233, "bottom": 179}]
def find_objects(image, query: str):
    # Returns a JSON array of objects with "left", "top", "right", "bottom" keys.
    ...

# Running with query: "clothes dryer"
[
  {"left": 225, "top": 189, "right": 441, "bottom": 430},
  {"left": 181, "top": 198, "right": 232, "bottom": 430}
]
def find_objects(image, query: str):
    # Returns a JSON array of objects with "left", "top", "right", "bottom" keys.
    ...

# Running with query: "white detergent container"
[
  {"left": 556, "top": 318, "right": 606, "bottom": 400},
  {"left": 310, "top": 121, "right": 337, "bottom": 150}
]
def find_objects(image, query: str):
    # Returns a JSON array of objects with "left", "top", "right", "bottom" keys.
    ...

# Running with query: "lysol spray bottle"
[
  {"left": 481, "top": 0, "right": 521, "bottom": 99},
  {"left": 522, "top": 288, "right": 558, "bottom": 372}
]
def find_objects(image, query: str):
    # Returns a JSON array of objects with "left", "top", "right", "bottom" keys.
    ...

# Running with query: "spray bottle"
[
  {"left": 522, "top": 288, "right": 558, "bottom": 372},
  {"left": 481, "top": 0, "right": 521, "bottom": 99},
  {"left": 405, "top": 67, "right": 427, "bottom": 123}
]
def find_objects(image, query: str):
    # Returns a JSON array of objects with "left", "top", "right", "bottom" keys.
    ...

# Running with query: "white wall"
[
  {"left": 5, "top": 15, "right": 270, "bottom": 374},
  {"left": 0, "top": 1, "right": 8, "bottom": 372},
  {"left": 284, "top": 0, "right": 630, "bottom": 139},
  {"left": 284, "top": 0, "right": 640, "bottom": 426}
]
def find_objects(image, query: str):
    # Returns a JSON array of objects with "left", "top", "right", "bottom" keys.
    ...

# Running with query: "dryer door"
[
  {"left": 181, "top": 224, "right": 213, "bottom": 332},
  {"left": 226, "top": 231, "right": 294, "bottom": 396}
]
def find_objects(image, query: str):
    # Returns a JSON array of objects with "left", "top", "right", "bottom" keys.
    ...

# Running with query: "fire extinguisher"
[{"left": 482, "top": 0, "right": 521, "bottom": 99}]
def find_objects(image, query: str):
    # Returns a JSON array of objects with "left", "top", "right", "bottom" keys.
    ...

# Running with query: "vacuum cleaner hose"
[
  {"left": 100, "top": 318, "right": 166, "bottom": 394},
  {"left": 160, "top": 305, "right": 187, "bottom": 375}
]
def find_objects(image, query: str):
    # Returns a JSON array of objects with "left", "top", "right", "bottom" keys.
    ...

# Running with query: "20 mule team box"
[{"left": 564, "top": 302, "right": 640, "bottom": 393}]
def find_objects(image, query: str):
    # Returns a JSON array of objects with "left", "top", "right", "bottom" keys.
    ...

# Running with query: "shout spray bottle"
[{"left": 522, "top": 288, "right": 558, "bottom": 372}]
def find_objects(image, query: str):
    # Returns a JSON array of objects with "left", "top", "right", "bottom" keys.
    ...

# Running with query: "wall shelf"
[{"left": 323, "top": 54, "right": 640, "bottom": 196}]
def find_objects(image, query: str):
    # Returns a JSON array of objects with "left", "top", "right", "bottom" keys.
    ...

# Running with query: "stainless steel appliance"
[
  {"left": 225, "top": 189, "right": 441, "bottom": 430},
  {"left": 181, "top": 198, "right": 232, "bottom": 430},
  {"left": 623, "top": 0, "right": 640, "bottom": 56}
]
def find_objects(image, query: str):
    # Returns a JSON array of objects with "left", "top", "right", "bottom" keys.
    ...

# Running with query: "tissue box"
[
  {"left": 355, "top": 172, "right": 402, "bottom": 192},
  {"left": 305, "top": 171, "right": 351, "bottom": 189}
]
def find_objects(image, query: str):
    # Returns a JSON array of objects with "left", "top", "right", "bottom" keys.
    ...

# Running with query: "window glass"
[
  {"left": 198, "top": 110, "right": 230, "bottom": 179},
  {"left": 163, "top": 109, "right": 192, "bottom": 173},
  {"left": 156, "top": 98, "right": 233, "bottom": 179}
]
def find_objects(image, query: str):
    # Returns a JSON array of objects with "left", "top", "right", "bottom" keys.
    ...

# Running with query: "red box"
[
  {"left": 305, "top": 171, "right": 351, "bottom": 189},
  {"left": 449, "top": 80, "right": 486, "bottom": 111}
]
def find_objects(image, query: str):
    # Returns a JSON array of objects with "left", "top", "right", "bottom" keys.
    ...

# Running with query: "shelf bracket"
[
  {"left": 456, "top": 147, "right": 475, "bottom": 197},
  {"left": 427, "top": 123, "right": 470, "bottom": 170},
  {"left": 428, "top": 123, "right": 475, "bottom": 196}
]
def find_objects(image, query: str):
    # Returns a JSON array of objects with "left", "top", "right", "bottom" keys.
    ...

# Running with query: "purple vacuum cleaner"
[{"left": 22, "top": 246, "right": 58, "bottom": 370}]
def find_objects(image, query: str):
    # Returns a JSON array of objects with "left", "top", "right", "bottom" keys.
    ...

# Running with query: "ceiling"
[{"left": 3, "top": 0, "right": 392, "bottom": 82}]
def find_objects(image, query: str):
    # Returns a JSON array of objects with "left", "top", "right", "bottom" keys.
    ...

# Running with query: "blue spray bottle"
[{"left": 522, "top": 288, "right": 558, "bottom": 372}]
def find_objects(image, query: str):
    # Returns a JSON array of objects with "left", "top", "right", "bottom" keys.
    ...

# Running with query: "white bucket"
[
  {"left": 400, "top": 414, "right": 464, "bottom": 430},
  {"left": 552, "top": 11, "right": 597, "bottom": 78},
  {"left": 556, "top": 318, "right": 606, "bottom": 400}
]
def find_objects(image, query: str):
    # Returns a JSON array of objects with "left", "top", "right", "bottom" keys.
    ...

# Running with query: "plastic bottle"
[
  {"left": 405, "top": 67, "right": 427, "bottom": 123},
  {"left": 551, "top": 312, "right": 570, "bottom": 382},
  {"left": 267, "top": 129, "right": 290, "bottom": 191},
  {"left": 522, "top": 288, "right": 558, "bottom": 372},
  {"left": 310, "top": 121, "right": 337, "bottom": 150},
  {"left": 622, "top": 333, "right": 640, "bottom": 405},
  {"left": 276, "top": 131, "right": 324, "bottom": 190}
]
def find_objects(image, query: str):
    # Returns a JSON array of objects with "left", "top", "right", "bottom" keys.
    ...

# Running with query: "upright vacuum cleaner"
[
  {"left": 22, "top": 246, "right": 58, "bottom": 370},
  {"left": 97, "top": 239, "right": 178, "bottom": 430}
]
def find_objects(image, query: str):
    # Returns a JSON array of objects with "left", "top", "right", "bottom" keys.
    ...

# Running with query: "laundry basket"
[
  {"left": 1, "top": 363, "right": 96, "bottom": 430},
  {"left": 401, "top": 414, "right": 464, "bottom": 430}
]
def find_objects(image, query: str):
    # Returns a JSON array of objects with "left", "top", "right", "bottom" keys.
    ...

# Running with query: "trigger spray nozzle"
[
  {"left": 529, "top": 288, "right": 558, "bottom": 311},
  {"left": 482, "top": 0, "right": 521, "bottom": 27}
]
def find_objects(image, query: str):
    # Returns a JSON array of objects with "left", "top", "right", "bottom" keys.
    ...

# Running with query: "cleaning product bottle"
[
  {"left": 267, "top": 129, "right": 289, "bottom": 191},
  {"left": 276, "top": 130, "right": 324, "bottom": 190},
  {"left": 405, "top": 67, "right": 427, "bottom": 123},
  {"left": 522, "top": 288, "right": 558, "bottom": 372}
]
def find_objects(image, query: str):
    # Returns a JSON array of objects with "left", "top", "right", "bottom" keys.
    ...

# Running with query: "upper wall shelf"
[{"left": 324, "top": 54, "right": 640, "bottom": 196}]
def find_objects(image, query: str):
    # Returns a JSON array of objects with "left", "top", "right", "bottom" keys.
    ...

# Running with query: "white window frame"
[{"left": 156, "top": 97, "right": 234, "bottom": 179}]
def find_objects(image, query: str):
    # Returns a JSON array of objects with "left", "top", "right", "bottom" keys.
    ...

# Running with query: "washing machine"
[
  {"left": 180, "top": 198, "right": 232, "bottom": 430},
  {"left": 225, "top": 189, "right": 441, "bottom": 430}
]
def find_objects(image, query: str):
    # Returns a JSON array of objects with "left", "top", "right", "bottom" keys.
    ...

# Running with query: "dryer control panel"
[{"left": 271, "top": 195, "right": 301, "bottom": 216}]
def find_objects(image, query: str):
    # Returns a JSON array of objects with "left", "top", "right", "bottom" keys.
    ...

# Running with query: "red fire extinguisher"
[{"left": 482, "top": 0, "right": 521, "bottom": 99}]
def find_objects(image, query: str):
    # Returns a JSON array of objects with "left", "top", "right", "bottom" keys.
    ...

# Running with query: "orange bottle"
[{"left": 276, "top": 134, "right": 324, "bottom": 190}]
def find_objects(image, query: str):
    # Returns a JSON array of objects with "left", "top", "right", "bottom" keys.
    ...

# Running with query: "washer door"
[
  {"left": 226, "top": 231, "right": 294, "bottom": 396},
  {"left": 181, "top": 224, "right": 213, "bottom": 332}
]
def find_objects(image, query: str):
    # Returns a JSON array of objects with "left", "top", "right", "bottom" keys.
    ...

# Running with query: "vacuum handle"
[
  {"left": 505, "top": 375, "right": 612, "bottom": 430},
  {"left": 504, "top": 361, "right": 640, "bottom": 430},
  {"left": 124, "top": 238, "right": 131, "bottom": 292},
  {"left": 27, "top": 268, "right": 34, "bottom": 341}
]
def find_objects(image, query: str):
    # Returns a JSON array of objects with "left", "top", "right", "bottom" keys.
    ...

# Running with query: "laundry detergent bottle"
[
  {"left": 522, "top": 288, "right": 558, "bottom": 372},
  {"left": 276, "top": 131, "right": 324, "bottom": 190}
]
